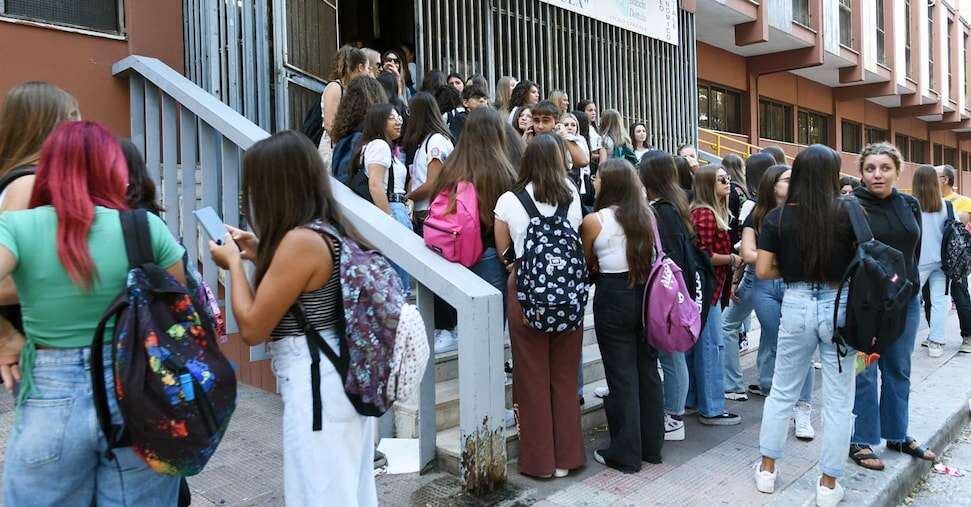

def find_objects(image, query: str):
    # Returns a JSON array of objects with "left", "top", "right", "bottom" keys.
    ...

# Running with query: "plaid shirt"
[{"left": 691, "top": 207, "right": 732, "bottom": 306}]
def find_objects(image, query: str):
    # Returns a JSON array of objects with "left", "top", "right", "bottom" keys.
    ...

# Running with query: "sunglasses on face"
[
  {"left": 384, "top": 57, "right": 399, "bottom": 64},
  {"left": 716, "top": 175, "right": 730, "bottom": 184}
]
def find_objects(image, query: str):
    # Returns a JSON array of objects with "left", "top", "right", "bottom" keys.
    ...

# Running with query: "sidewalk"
[{"left": 0, "top": 311, "right": 967, "bottom": 506}]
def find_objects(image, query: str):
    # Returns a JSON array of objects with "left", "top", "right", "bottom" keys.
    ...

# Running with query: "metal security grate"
[{"left": 4, "top": 0, "right": 121, "bottom": 32}]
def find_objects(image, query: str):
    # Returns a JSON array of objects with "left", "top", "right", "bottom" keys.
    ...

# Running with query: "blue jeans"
[
  {"left": 659, "top": 350, "right": 688, "bottom": 415},
  {"left": 722, "top": 266, "right": 755, "bottom": 393},
  {"left": 753, "top": 278, "right": 814, "bottom": 402},
  {"left": 469, "top": 248, "right": 507, "bottom": 320},
  {"left": 3, "top": 348, "right": 180, "bottom": 507},
  {"left": 389, "top": 202, "right": 413, "bottom": 294},
  {"left": 759, "top": 284, "right": 856, "bottom": 479},
  {"left": 686, "top": 304, "right": 727, "bottom": 417},
  {"left": 919, "top": 266, "right": 948, "bottom": 345},
  {"left": 852, "top": 296, "right": 921, "bottom": 446}
]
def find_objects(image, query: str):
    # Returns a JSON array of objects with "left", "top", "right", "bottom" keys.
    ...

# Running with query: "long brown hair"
[
  {"left": 786, "top": 144, "right": 843, "bottom": 281},
  {"left": 329, "top": 76, "right": 388, "bottom": 144},
  {"left": 431, "top": 108, "right": 516, "bottom": 232},
  {"left": 751, "top": 165, "right": 789, "bottom": 231},
  {"left": 347, "top": 103, "right": 396, "bottom": 181},
  {"left": 638, "top": 150, "right": 693, "bottom": 235},
  {"left": 401, "top": 92, "right": 452, "bottom": 159},
  {"left": 0, "top": 81, "right": 78, "bottom": 177},
  {"left": 242, "top": 130, "right": 362, "bottom": 284},
  {"left": 516, "top": 134, "right": 572, "bottom": 206},
  {"left": 691, "top": 165, "right": 730, "bottom": 230},
  {"left": 594, "top": 159, "right": 655, "bottom": 285},
  {"left": 329, "top": 46, "right": 367, "bottom": 82},
  {"left": 913, "top": 164, "right": 943, "bottom": 212}
]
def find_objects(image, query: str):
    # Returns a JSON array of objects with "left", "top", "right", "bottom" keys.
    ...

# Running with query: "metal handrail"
[
  {"left": 698, "top": 127, "right": 796, "bottom": 163},
  {"left": 113, "top": 55, "right": 507, "bottom": 491}
]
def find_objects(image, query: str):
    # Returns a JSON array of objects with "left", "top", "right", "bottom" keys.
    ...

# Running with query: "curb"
[{"left": 767, "top": 352, "right": 971, "bottom": 506}]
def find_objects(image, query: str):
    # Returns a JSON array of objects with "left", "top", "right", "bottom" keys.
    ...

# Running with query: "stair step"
[
  {"left": 434, "top": 313, "right": 597, "bottom": 383},
  {"left": 429, "top": 343, "right": 603, "bottom": 432},
  {"left": 434, "top": 378, "right": 608, "bottom": 475}
]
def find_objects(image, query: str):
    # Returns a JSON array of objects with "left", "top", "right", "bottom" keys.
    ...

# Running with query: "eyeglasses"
[
  {"left": 716, "top": 175, "right": 730, "bottom": 184},
  {"left": 384, "top": 57, "right": 399, "bottom": 63}
]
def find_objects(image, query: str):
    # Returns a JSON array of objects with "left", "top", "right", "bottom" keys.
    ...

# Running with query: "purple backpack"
[{"left": 642, "top": 214, "right": 702, "bottom": 352}]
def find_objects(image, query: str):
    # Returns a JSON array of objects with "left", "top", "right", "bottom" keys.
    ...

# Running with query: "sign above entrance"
[{"left": 538, "top": 0, "right": 679, "bottom": 45}]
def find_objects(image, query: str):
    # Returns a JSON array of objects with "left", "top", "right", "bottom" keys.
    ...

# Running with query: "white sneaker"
[
  {"left": 554, "top": 468, "right": 569, "bottom": 478},
  {"left": 664, "top": 414, "right": 685, "bottom": 441},
  {"left": 961, "top": 336, "right": 971, "bottom": 354},
  {"left": 920, "top": 338, "right": 929, "bottom": 348},
  {"left": 754, "top": 462, "right": 777, "bottom": 494},
  {"left": 815, "top": 479, "right": 845, "bottom": 507},
  {"left": 593, "top": 450, "right": 607, "bottom": 466},
  {"left": 594, "top": 386, "right": 610, "bottom": 398},
  {"left": 725, "top": 391, "right": 749, "bottom": 401},
  {"left": 928, "top": 341, "right": 945, "bottom": 358},
  {"left": 794, "top": 402, "right": 815, "bottom": 441},
  {"left": 434, "top": 329, "right": 457, "bottom": 353}
]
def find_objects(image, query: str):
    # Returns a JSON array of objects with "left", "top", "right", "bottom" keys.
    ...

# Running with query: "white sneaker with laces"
[
  {"left": 664, "top": 414, "right": 685, "bottom": 441},
  {"left": 961, "top": 336, "right": 971, "bottom": 354},
  {"left": 815, "top": 479, "right": 844, "bottom": 507},
  {"left": 754, "top": 462, "right": 777, "bottom": 493},
  {"left": 928, "top": 340, "right": 945, "bottom": 358},
  {"left": 434, "top": 329, "right": 458, "bottom": 353},
  {"left": 794, "top": 402, "right": 815, "bottom": 441},
  {"left": 554, "top": 468, "right": 569, "bottom": 478},
  {"left": 594, "top": 386, "right": 610, "bottom": 398}
]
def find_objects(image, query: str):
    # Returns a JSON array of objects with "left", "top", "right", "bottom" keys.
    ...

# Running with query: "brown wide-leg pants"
[{"left": 507, "top": 271, "right": 586, "bottom": 477}]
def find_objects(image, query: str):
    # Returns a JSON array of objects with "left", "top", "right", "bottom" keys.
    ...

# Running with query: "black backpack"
[
  {"left": 90, "top": 210, "right": 237, "bottom": 475},
  {"left": 941, "top": 200, "right": 971, "bottom": 285},
  {"left": 300, "top": 95, "right": 324, "bottom": 147},
  {"left": 514, "top": 190, "right": 589, "bottom": 332},
  {"left": 684, "top": 233, "right": 717, "bottom": 324},
  {"left": 832, "top": 198, "right": 914, "bottom": 363},
  {"left": 0, "top": 164, "right": 35, "bottom": 334},
  {"left": 332, "top": 131, "right": 363, "bottom": 184}
]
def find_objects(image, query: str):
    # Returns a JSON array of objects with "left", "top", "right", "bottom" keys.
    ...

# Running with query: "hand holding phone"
[{"left": 194, "top": 207, "right": 229, "bottom": 245}]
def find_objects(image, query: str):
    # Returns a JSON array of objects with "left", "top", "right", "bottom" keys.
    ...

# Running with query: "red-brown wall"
[{"left": 0, "top": 1, "right": 184, "bottom": 136}]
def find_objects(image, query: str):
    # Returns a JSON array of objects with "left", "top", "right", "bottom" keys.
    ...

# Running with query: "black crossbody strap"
[
  {"left": 514, "top": 188, "right": 543, "bottom": 219},
  {"left": 118, "top": 209, "right": 155, "bottom": 268}
]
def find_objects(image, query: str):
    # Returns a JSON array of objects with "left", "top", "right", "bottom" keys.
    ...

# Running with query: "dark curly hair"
[{"left": 329, "top": 75, "right": 388, "bottom": 143}]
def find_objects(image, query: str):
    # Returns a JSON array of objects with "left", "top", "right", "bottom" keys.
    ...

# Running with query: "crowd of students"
[{"left": 2, "top": 41, "right": 971, "bottom": 507}]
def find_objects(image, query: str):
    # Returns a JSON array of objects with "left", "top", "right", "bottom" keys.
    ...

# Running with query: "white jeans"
[
  {"left": 270, "top": 333, "right": 377, "bottom": 507},
  {"left": 919, "top": 265, "right": 949, "bottom": 345}
]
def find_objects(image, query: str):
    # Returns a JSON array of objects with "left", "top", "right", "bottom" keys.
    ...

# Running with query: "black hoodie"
[{"left": 852, "top": 186, "right": 922, "bottom": 297}]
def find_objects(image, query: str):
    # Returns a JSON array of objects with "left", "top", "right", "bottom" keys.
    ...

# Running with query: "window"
[
  {"left": 962, "top": 151, "right": 971, "bottom": 172},
  {"left": 842, "top": 121, "right": 862, "bottom": 153},
  {"left": 912, "top": 139, "right": 928, "bottom": 164},
  {"left": 947, "top": 19, "right": 953, "bottom": 99},
  {"left": 929, "top": 4, "right": 935, "bottom": 90},
  {"left": 698, "top": 84, "right": 742, "bottom": 134},
  {"left": 759, "top": 99, "right": 794, "bottom": 143},
  {"left": 865, "top": 126, "right": 888, "bottom": 145},
  {"left": 966, "top": 34, "right": 970, "bottom": 104},
  {"left": 896, "top": 134, "right": 911, "bottom": 160},
  {"left": 839, "top": 0, "right": 852, "bottom": 47},
  {"left": 797, "top": 109, "right": 830, "bottom": 146},
  {"left": 876, "top": 0, "right": 887, "bottom": 64},
  {"left": 905, "top": 0, "right": 913, "bottom": 78},
  {"left": 945, "top": 146, "right": 957, "bottom": 166},
  {"left": 794, "top": 0, "right": 810, "bottom": 25},
  {"left": 1, "top": 0, "right": 123, "bottom": 33},
  {"left": 934, "top": 143, "right": 944, "bottom": 165}
]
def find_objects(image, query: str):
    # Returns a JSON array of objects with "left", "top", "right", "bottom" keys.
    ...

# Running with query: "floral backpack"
[{"left": 292, "top": 221, "right": 428, "bottom": 429}]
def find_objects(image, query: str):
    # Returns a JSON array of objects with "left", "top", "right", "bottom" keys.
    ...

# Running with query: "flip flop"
[
  {"left": 933, "top": 463, "right": 964, "bottom": 477},
  {"left": 887, "top": 438, "right": 937, "bottom": 461},
  {"left": 849, "top": 444, "right": 886, "bottom": 471}
]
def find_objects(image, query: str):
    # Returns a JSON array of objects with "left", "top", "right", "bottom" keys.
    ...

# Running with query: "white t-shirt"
[
  {"left": 411, "top": 133, "right": 454, "bottom": 211},
  {"left": 564, "top": 133, "right": 589, "bottom": 172},
  {"left": 601, "top": 134, "right": 616, "bottom": 153},
  {"left": 362, "top": 140, "right": 407, "bottom": 196},
  {"left": 588, "top": 126, "right": 603, "bottom": 151},
  {"left": 494, "top": 180, "right": 583, "bottom": 258}
]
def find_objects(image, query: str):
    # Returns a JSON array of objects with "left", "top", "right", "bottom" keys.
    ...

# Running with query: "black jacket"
[
  {"left": 651, "top": 200, "right": 689, "bottom": 271},
  {"left": 852, "top": 186, "right": 922, "bottom": 296}
]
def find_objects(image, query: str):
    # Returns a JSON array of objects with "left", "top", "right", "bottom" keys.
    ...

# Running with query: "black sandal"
[
  {"left": 849, "top": 444, "right": 886, "bottom": 471},
  {"left": 887, "top": 438, "right": 937, "bottom": 461}
]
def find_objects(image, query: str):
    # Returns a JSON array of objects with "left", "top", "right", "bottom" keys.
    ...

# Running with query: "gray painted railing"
[{"left": 113, "top": 55, "right": 507, "bottom": 490}]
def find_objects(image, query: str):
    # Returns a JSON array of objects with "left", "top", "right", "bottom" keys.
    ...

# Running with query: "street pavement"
[
  {"left": 0, "top": 310, "right": 968, "bottom": 506},
  {"left": 903, "top": 420, "right": 971, "bottom": 507}
]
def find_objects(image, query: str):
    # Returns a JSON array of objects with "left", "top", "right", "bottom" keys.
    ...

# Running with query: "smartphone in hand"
[{"left": 193, "top": 207, "right": 229, "bottom": 245}]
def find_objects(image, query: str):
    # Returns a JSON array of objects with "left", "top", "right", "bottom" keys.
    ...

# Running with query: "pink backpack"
[
  {"left": 423, "top": 181, "right": 483, "bottom": 267},
  {"left": 643, "top": 214, "right": 702, "bottom": 352}
]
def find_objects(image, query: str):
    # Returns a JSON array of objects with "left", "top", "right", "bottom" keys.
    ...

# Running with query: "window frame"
[
  {"left": 911, "top": 138, "right": 929, "bottom": 164},
  {"left": 876, "top": 0, "right": 887, "bottom": 64},
  {"left": 841, "top": 120, "right": 862, "bottom": 153},
  {"left": 839, "top": 0, "right": 853, "bottom": 47},
  {"left": 928, "top": 3, "right": 935, "bottom": 91},
  {"left": 864, "top": 126, "right": 888, "bottom": 146},
  {"left": 797, "top": 108, "right": 831, "bottom": 147},
  {"left": 895, "top": 133, "right": 911, "bottom": 161},
  {"left": 793, "top": 0, "right": 811, "bottom": 26},
  {"left": 759, "top": 98, "right": 795, "bottom": 143},
  {"left": 947, "top": 18, "right": 953, "bottom": 99},
  {"left": 0, "top": 0, "right": 126, "bottom": 36},
  {"left": 697, "top": 82, "right": 743, "bottom": 134},
  {"left": 905, "top": 0, "right": 913, "bottom": 79}
]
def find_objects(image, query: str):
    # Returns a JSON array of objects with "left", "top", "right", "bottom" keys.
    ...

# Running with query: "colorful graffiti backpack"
[
  {"left": 294, "top": 221, "right": 428, "bottom": 428},
  {"left": 90, "top": 210, "right": 237, "bottom": 476}
]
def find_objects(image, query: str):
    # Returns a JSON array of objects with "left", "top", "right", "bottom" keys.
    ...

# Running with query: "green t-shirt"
[{"left": 0, "top": 206, "right": 184, "bottom": 348}]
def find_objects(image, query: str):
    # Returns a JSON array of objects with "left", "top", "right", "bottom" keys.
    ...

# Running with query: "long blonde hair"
[
  {"left": 599, "top": 109, "right": 631, "bottom": 151},
  {"left": 691, "top": 165, "right": 731, "bottom": 230},
  {"left": 495, "top": 76, "right": 517, "bottom": 113},
  {"left": 0, "top": 81, "right": 78, "bottom": 176}
]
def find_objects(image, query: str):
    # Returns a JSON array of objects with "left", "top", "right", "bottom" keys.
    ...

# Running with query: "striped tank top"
[{"left": 271, "top": 240, "right": 342, "bottom": 338}]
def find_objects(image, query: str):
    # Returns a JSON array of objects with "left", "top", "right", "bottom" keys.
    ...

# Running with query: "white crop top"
[{"left": 592, "top": 207, "right": 629, "bottom": 273}]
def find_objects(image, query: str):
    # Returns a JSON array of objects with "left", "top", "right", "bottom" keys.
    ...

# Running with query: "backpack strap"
[
  {"left": 118, "top": 209, "right": 155, "bottom": 268},
  {"left": 842, "top": 197, "right": 875, "bottom": 243},
  {"left": 0, "top": 165, "right": 36, "bottom": 195},
  {"left": 290, "top": 302, "right": 348, "bottom": 432},
  {"left": 831, "top": 198, "right": 868, "bottom": 371},
  {"left": 650, "top": 209, "right": 666, "bottom": 258},
  {"left": 947, "top": 200, "right": 956, "bottom": 221},
  {"left": 514, "top": 189, "right": 543, "bottom": 219}
]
